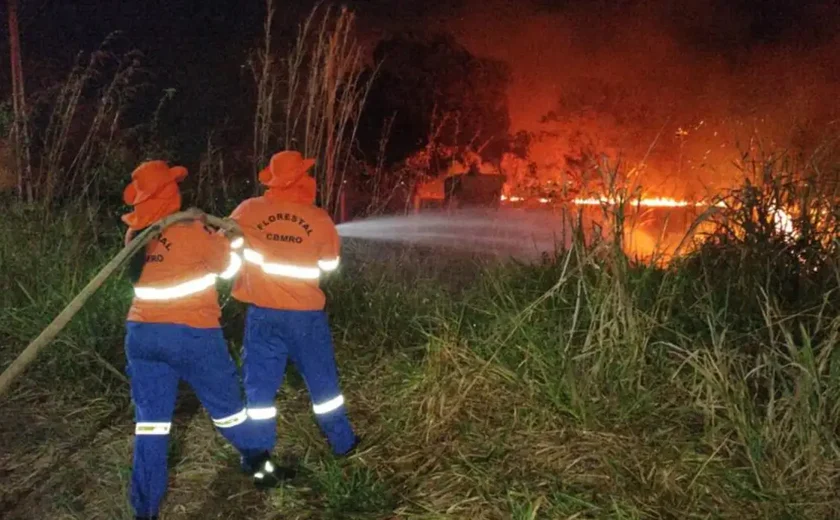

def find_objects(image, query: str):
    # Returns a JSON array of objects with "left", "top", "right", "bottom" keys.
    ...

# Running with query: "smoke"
[{"left": 359, "top": 0, "right": 840, "bottom": 196}]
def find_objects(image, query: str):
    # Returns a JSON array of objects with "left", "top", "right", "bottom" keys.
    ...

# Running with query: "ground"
[
  {"left": 1, "top": 221, "right": 839, "bottom": 519},
  {"left": 2, "top": 334, "right": 836, "bottom": 519}
]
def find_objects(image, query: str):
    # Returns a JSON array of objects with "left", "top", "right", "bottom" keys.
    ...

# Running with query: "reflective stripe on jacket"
[
  {"left": 127, "top": 221, "right": 240, "bottom": 328},
  {"left": 229, "top": 196, "right": 340, "bottom": 311}
]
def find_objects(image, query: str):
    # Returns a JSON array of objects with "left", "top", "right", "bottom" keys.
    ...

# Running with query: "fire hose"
[{"left": 0, "top": 208, "right": 240, "bottom": 398}]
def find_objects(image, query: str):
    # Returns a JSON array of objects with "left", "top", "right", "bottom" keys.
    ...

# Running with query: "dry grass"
[
  {"left": 29, "top": 34, "right": 147, "bottom": 208},
  {"left": 245, "top": 2, "right": 376, "bottom": 215},
  {"left": 248, "top": 0, "right": 278, "bottom": 185},
  {"left": 1, "top": 154, "right": 839, "bottom": 518},
  {"left": 281, "top": 4, "right": 376, "bottom": 216},
  {"left": 3, "top": 329, "right": 837, "bottom": 519}
]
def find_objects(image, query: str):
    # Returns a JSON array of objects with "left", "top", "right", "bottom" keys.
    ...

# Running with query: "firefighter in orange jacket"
[
  {"left": 122, "top": 161, "right": 286, "bottom": 520},
  {"left": 229, "top": 151, "right": 359, "bottom": 460}
]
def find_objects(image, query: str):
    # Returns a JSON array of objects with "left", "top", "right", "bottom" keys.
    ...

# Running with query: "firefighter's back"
[
  {"left": 231, "top": 196, "right": 340, "bottom": 311},
  {"left": 128, "top": 221, "right": 229, "bottom": 328}
]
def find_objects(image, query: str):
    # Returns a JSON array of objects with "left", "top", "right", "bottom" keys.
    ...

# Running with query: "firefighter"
[
  {"left": 122, "top": 160, "right": 287, "bottom": 520},
  {"left": 228, "top": 150, "right": 359, "bottom": 463}
]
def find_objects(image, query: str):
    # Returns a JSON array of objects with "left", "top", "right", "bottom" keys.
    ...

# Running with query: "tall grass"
[
  {"left": 2, "top": 125, "right": 839, "bottom": 517},
  {"left": 0, "top": 205, "right": 129, "bottom": 390},
  {"left": 248, "top": 0, "right": 279, "bottom": 184},
  {"left": 245, "top": 3, "right": 377, "bottom": 217},
  {"left": 29, "top": 34, "right": 147, "bottom": 209},
  {"left": 320, "top": 151, "right": 840, "bottom": 516},
  {"left": 280, "top": 5, "right": 376, "bottom": 216}
]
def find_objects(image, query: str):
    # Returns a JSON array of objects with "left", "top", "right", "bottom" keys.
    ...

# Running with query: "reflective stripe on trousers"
[
  {"left": 135, "top": 422, "right": 172, "bottom": 435},
  {"left": 242, "top": 306, "right": 357, "bottom": 455},
  {"left": 313, "top": 394, "right": 344, "bottom": 415},
  {"left": 212, "top": 408, "right": 248, "bottom": 428},
  {"left": 126, "top": 322, "right": 262, "bottom": 517},
  {"left": 244, "top": 395, "right": 344, "bottom": 421},
  {"left": 247, "top": 406, "right": 278, "bottom": 420}
]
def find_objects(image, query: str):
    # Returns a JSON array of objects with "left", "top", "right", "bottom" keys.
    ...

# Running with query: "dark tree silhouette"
[{"left": 359, "top": 33, "right": 511, "bottom": 166}]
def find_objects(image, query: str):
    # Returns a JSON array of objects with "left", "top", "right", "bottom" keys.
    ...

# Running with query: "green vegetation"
[
  {"left": 1, "top": 154, "right": 839, "bottom": 519},
  {"left": 2, "top": 2, "right": 839, "bottom": 517}
]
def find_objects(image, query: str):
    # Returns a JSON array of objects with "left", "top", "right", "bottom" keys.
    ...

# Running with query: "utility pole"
[{"left": 7, "top": 0, "right": 33, "bottom": 201}]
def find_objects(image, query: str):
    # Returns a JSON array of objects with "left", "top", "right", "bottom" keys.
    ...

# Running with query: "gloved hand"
[
  {"left": 220, "top": 218, "right": 244, "bottom": 240},
  {"left": 221, "top": 217, "right": 239, "bottom": 232}
]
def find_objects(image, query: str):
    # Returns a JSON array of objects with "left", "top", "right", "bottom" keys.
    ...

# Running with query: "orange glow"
[
  {"left": 493, "top": 193, "right": 805, "bottom": 262},
  {"left": 500, "top": 194, "right": 726, "bottom": 209},
  {"left": 446, "top": 0, "right": 840, "bottom": 200},
  {"left": 571, "top": 196, "right": 718, "bottom": 208}
]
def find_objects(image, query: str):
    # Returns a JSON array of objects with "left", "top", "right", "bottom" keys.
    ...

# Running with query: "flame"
[
  {"left": 770, "top": 205, "right": 797, "bottom": 238},
  {"left": 501, "top": 194, "right": 726, "bottom": 208},
  {"left": 570, "top": 196, "right": 726, "bottom": 208},
  {"left": 500, "top": 194, "right": 797, "bottom": 243}
]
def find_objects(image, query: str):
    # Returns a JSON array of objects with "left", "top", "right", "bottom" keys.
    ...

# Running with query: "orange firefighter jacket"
[
  {"left": 229, "top": 196, "right": 340, "bottom": 311},
  {"left": 127, "top": 221, "right": 239, "bottom": 328}
]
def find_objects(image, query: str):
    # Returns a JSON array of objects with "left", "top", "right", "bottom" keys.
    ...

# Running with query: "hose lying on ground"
[{"left": 0, "top": 208, "right": 239, "bottom": 398}]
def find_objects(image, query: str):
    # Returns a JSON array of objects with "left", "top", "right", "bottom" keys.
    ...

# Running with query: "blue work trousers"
[
  {"left": 125, "top": 322, "right": 260, "bottom": 518},
  {"left": 242, "top": 305, "right": 356, "bottom": 455}
]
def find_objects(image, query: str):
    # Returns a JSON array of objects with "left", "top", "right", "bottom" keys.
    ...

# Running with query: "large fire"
[
  {"left": 498, "top": 192, "right": 798, "bottom": 261},
  {"left": 394, "top": 0, "right": 835, "bottom": 262},
  {"left": 501, "top": 195, "right": 727, "bottom": 208}
]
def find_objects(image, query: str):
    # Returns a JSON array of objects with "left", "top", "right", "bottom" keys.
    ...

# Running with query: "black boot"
[
  {"left": 242, "top": 451, "right": 296, "bottom": 489},
  {"left": 136, "top": 516, "right": 158, "bottom": 520},
  {"left": 240, "top": 451, "right": 266, "bottom": 475}
]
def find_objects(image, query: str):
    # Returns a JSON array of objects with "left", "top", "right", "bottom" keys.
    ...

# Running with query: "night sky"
[
  {"left": 1, "top": 0, "right": 838, "bottom": 188},
  {"left": 4, "top": 0, "right": 836, "bottom": 101}
]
